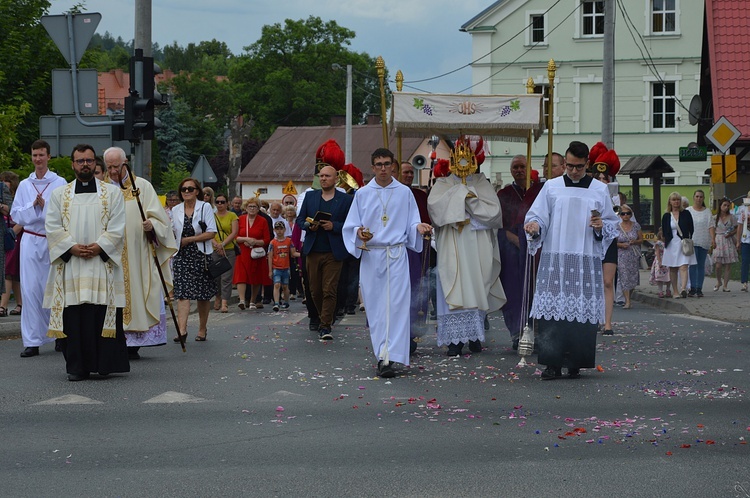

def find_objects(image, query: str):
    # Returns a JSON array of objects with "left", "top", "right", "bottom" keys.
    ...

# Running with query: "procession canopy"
[{"left": 391, "top": 92, "right": 545, "bottom": 142}]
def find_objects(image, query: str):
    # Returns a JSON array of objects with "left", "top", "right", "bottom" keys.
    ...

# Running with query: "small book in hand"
[{"left": 306, "top": 211, "right": 332, "bottom": 223}]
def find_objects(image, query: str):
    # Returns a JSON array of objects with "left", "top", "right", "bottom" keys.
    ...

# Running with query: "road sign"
[
  {"left": 282, "top": 181, "right": 298, "bottom": 195},
  {"left": 41, "top": 13, "right": 101, "bottom": 65},
  {"left": 40, "top": 115, "right": 128, "bottom": 157},
  {"left": 706, "top": 116, "right": 741, "bottom": 154},
  {"left": 711, "top": 154, "right": 737, "bottom": 184},
  {"left": 191, "top": 155, "right": 218, "bottom": 184},
  {"left": 52, "top": 69, "right": 99, "bottom": 115}
]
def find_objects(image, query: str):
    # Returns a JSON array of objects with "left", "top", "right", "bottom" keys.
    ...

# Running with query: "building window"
[
  {"left": 649, "top": 177, "right": 675, "bottom": 185},
  {"left": 652, "top": 0, "right": 676, "bottom": 34},
  {"left": 701, "top": 176, "right": 710, "bottom": 185},
  {"left": 652, "top": 82, "right": 676, "bottom": 130},
  {"left": 534, "top": 84, "right": 550, "bottom": 125},
  {"left": 531, "top": 14, "right": 545, "bottom": 43},
  {"left": 582, "top": 0, "right": 604, "bottom": 37}
]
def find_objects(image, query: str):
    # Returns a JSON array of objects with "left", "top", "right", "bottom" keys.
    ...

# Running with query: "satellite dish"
[{"left": 688, "top": 95, "right": 702, "bottom": 126}]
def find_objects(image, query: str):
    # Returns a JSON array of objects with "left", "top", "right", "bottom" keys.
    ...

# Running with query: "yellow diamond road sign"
[{"left": 706, "top": 116, "right": 741, "bottom": 154}]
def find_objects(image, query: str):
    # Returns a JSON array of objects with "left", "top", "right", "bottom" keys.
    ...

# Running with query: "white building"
[{"left": 461, "top": 0, "right": 709, "bottom": 216}]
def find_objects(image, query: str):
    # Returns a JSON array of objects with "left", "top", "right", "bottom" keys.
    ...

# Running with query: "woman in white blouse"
[{"left": 686, "top": 190, "right": 712, "bottom": 297}]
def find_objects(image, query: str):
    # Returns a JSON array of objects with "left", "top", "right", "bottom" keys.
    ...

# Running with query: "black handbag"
[
  {"left": 3, "top": 228, "right": 15, "bottom": 252},
  {"left": 208, "top": 256, "right": 232, "bottom": 278}
]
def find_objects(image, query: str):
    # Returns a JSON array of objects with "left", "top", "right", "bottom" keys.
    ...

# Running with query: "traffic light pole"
[{"left": 134, "top": 0, "right": 152, "bottom": 179}]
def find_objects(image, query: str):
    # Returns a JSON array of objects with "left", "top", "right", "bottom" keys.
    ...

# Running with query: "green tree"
[
  {"left": 163, "top": 39, "right": 233, "bottom": 76},
  {"left": 0, "top": 0, "right": 66, "bottom": 162},
  {"left": 159, "top": 163, "right": 192, "bottom": 193},
  {"left": 229, "top": 16, "right": 386, "bottom": 138}
]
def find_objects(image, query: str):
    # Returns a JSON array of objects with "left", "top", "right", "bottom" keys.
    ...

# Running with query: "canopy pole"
[
  {"left": 376, "top": 56, "right": 389, "bottom": 150},
  {"left": 396, "top": 70, "right": 403, "bottom": 182},
  {"left": 526, "top": 77, "right": 535, "bottom": 189},
  {"left": 546, "top": 59, "right": 557, "bottom": 179}
]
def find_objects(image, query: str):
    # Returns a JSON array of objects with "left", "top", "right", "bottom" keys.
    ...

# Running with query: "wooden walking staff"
[{"left": 118, "top": 157, "right": 185, "bottom": 352}]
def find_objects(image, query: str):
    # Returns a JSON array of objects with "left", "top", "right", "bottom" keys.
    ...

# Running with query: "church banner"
[{"left": 392, "top": 93, "right": 544, "bottom": 142}]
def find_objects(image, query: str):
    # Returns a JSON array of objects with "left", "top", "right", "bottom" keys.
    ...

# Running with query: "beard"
[{"left": 76, "top": 168, "right": 94, "bottom": 182}]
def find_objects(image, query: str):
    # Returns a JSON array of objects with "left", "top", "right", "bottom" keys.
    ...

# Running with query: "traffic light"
[{"left": 123, "top": 49, "right": 167, "bottom": 141}]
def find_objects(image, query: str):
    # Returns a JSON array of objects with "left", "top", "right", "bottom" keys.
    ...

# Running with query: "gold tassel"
[
  {"left": 101, "top": 327, "right": 117, "bottom": 339},
  {"left": 47, "top": 328, "right": 67, "bottom": 339}
]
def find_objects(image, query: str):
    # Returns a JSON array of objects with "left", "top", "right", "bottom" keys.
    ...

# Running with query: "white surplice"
[
  {"left": 43, "top": 180, "right": 126, "bottom": 338},
  {"left": 343, "top": 178, "right": 422, "bottom": 366},
  {"left": 114, "top": 176, "right": 177, "bottom": 346},
  {"left": 525, "top": 176, "right": 619, "bottom": 324},
  {"left": 427, "top": 173, "right": 506, "bottom": 345},
  {"left": 10, "top": 170, "right": 67, "bottom": 347}
]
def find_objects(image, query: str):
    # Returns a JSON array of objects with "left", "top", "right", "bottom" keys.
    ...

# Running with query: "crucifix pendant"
[{"left": 381, "top": 213, "right": 389, "bottom": 227}]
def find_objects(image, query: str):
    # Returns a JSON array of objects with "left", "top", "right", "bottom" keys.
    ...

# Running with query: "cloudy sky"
[{"left": 49, "top": 0, "right": 488, "bottom": 94}]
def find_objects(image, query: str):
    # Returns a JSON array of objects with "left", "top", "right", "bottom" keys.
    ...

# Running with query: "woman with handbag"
[
  {"left": 212, "top": 193, "right": 239, "bottom": 313},
  {"left": 170, "top": 178, "right": 217, "bottom": 342},
  {"left": 233, "top": 198, "right": 271, "bottom": 310},
  {"left": 661, "top": 191, "right": 696, "bottom": 298},
  {"left": 615, "top": 204, "right": 643, "bottom": 309},
  {"left": 710, "top": 197, "right": 738, "bottom": 292}
]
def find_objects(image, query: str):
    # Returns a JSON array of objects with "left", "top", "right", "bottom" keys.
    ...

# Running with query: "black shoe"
[
  {"left": 568, "top": 368, "right": 581, "bottom": 379},
  {"left": 512, "top": 338, "right": 519, "bottom": 351},
  {"left": 319, "top": 328, "right": 333, "bottom": 341},
  {"left": 377, "top": 360, "right": 396, "bottom": 378},
  {"left": 602, "top": 329, "right": 614, "bottom": 336},
  {"left": 696, "top": 289, "right": 704, "bottom": 297},
  {"left": 346, "top": 306, "right": 356, "bottom": 315},
  {"left": 336, "top": 308, "right": 345, "bottom": 318},
  {"left": 541, "top": 366, "right": 562, "bottom": 380},
  {"left": 281, "top": 302, "right": 289, "bottom": 309},
  {"left": 262, "top": 298, "right": 272, "bottom": 305},
  {"left": 127, "top": 347, "right": 141, "bottom": 360},
  {"left": 20, "top": 347, "right": 39, "bottom": 358},
  {"left": 409, "top": 337, "right": 418, "bottom": 355},
  {"left": 447, "top": 342, "right": 463, "bottom": 357},
  {"left": 468, "top": 340, "right": 482, "bottom": 353},
  {"left": 67, "top": 373, "right": 89, "bottom": 382},
  {"left": 54, "top": 340, "right": 63, "bottom": 352},
  {"left": 688, "top": 288, "right": 696, "bottom": 297},
  {"left": 484, "top": 316, "right": 490, "bottom": 331},
  {"left": 309, "top": 321, "right": 320, "bottom": 331}
]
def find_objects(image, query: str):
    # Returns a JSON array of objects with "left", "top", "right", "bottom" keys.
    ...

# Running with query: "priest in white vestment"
[
  {"left": 427, "top": 140, "right": 506, "bottom": 357},
  {"left": 12, "top": 139, "right": 68, "bottom": 358},
  {"left": 343, "top": 148, "right": 431, "bottom": 378},
  {"left": 524, "top": 141, "right": 619, "bottom": 380},
  {"left": 104, "top": 147, "right": 177, "bottom": 359},
  {"left": 44, "top": 144, "right": 128, "bottom": 382}
]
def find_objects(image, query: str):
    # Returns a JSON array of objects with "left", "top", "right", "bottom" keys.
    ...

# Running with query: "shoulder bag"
[
  {"left": 675, "top": 219, "right": 694, "bottom": 256},
  {"left": 246, "top": 215, "right": 266, "bottom": 259}
]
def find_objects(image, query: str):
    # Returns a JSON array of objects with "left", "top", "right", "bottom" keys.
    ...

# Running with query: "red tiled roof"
[
  {"left": 706, "top": 0, "right": 750, "bottom": 139},
  {"left": 97, "top": 69, "right": 177, "bottom": 114}
]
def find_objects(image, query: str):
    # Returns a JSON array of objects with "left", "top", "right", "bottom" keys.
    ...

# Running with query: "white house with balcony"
[{"left": 461, "top": 0, "right": 708, "bottom": 219}]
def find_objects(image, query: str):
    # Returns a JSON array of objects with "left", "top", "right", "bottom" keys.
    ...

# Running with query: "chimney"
[{"left": 330, "top": 115, "right": 346, "bottom": 127}]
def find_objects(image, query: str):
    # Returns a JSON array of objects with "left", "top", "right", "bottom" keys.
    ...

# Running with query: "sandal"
[
  {"left": 195, "top": 334, "right": 207, "bottom": 341},
  {"left": 0, "top": 307, "right": 6, "bottom": 317},
  {"left": 238, "top": 301, "right": 246, "bottom": 310},
  {"left": 9, "top": 305, "right": 21, "bottom": 315},
  {"left": 220, "top": 305, "right": 228, "bottom": 313},
  {"left": 173, "top": 332, "right": 187, "bottom": 343}
]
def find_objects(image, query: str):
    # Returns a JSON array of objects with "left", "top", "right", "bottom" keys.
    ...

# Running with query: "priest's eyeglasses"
[
  {"left": 373, "top": 161, "right": 392, "bottom": 168},
  {"left": 74, "top": 158, "right": 96, "bottom": 165},
  {"left": 566, "top": 162, "right": 586, "bottom": 170}
]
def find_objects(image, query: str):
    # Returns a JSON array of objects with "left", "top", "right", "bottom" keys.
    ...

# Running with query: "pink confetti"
[{"left": 275, "top": 406, "right": 284, "bottom": 412}]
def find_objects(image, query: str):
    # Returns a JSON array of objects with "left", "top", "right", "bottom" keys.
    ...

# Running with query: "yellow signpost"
[{"left": 711, "top": 154, "right": 737, "bottom": 183}]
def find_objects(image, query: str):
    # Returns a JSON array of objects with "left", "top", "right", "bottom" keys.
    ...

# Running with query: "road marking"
[
  {"left": 143, "top": 391, "right": 208, "bottom": 404},
  {"left": 254, "top": 390, "right": 304, "bottom": 402},
  {"left": 671, "top": 314, "right": 735, "bottom": 325},
  {"left": 35, "top": 394, "right": 103, "bottom": 405}
]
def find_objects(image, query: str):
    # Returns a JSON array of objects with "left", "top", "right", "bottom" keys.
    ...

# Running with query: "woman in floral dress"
[
  {"left": 710, "top": 198, "right": 738, "bottom": 292},
  {"left": 616, "top": 204, "right": 643, "bottom": 309}
]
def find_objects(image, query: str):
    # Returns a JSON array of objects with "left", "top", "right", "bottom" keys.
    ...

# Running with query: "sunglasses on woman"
[
  {"left": 619, "top": 211, "right": 632, "bottom": 216},
  {"left": 180, "top": 186, "right": 197, "bottom": 193}
]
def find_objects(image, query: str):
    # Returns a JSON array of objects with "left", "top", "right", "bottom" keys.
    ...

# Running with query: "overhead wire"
[
  {"left": 456, "top": 1, "right": 582, "bottom": 94},
  {"left": 401, "top": 0, "right": 563, "bottom": 85},
  {"left": 615, "top": 0, "right": 693, "bottom": 118}
]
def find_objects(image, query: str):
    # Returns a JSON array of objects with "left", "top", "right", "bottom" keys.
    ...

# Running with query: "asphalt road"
[{"left": 2, "top": 302, "right": 749, "bottom": 497}]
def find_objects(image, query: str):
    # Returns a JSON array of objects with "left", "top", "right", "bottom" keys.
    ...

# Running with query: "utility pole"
[
  {"left": 601, "top": 0, "right": 615, "bottom": 148},
  {"left": 133, "top": 0, "right": 152, "bottom": 179}
]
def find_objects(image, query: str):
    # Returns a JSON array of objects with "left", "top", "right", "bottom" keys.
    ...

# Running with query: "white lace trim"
[
  {"left": 530, "top": 251, "right": 605, "bottom": 324},
  {"left": 436, "top": 309, "right": 485, "bottom": 346}
]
